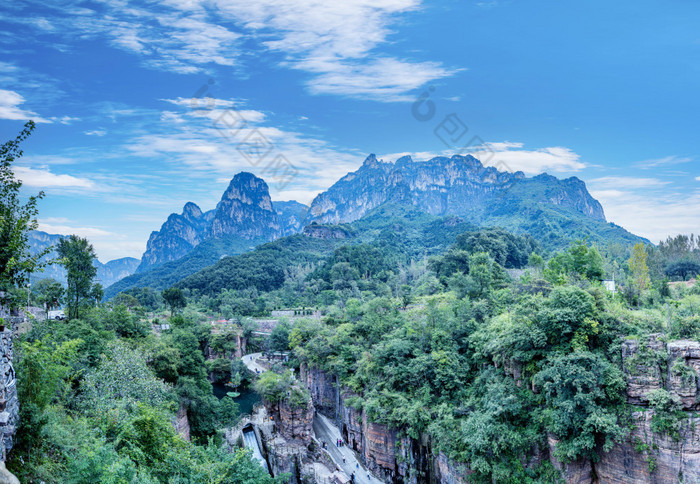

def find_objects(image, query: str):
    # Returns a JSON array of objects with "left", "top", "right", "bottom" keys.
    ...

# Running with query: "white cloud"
[
  {"left": 14, "top": 166, "right": 94, "bottom": 189},
  {"left": 54, "top": 115, "right": 80, "bottom": 124},
  {"left": 635, "top": 155, "right": 692, "bottom": 169},
  {"left": 0, "top": 89, "right": 50, "bottom": 123},
  {"left": 162, "top": 97, "right": 267, "bottom": 123},
  {"left": 38, "top": 222, "right": 114, "bottom": 238},
  {"left": 11, "top": 0, "right": 455, "bottom": 101},
  {"left": 590, "top": 188, "right": 700, "bottom": 244},
  {"left": 302, "top": 56, "right": 455, "bottom": 101},
  {"left": 588, "top": 176, "right": 670, "bottom": 189},
  {"left": 84, "top": 129, "right": 107, "bottom": 136},
  {"left": 37, "top": 221, "right": 145, "bottom": 261},
  {"left": 124, "top": 99, "right": 362, "bottom": 199},
  {"left": 696, "top": 176, "right": 700, "bottom": 182},
  {"left": 380, "top": 142, "right": 586, "bottom": 175},
  {"left": 473, "top": 145, "right": 586, "bottom": 174},
  {"left": 211, "top": 0, "right": 458, "bottom": 100}
]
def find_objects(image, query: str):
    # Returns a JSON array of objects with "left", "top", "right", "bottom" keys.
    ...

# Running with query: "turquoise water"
[{"left": 212, "top": 383, "right": 261, "bottom": 416}]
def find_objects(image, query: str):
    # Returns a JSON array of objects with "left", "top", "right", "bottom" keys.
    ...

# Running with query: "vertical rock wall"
[
  {"left": 303, "top": 364, "right": 470, "bottom": 484},
  {"left": 0, "top": 327, "right": 18, "bottom": 462}
]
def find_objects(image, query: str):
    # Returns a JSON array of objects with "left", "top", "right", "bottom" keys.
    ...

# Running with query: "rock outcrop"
[
  {"left": 551, "top": 334, "right": 700, "bottom": 483},
  {"left": 303, "top": 223, "right": 353, "bottom": 240},
  {"left": 172, "top": 403, "right": 191, "bottom": 441},
  {"left": 209, "top": 173, "right": 279, "bottom": 239},
  {"left": 301, "top": 364, "right": 446, "bottom": 483},
  {"left": 305, "top": 154, "right": 606, "bottom": 226},
  {"left": 137, "top": 202, "right": 212, "bottom": 272},
  {"left": 136, "top": 173, "right": 305, "bottom": 272},
  {"left": 0, "top": 328, "right": 17, "bottom": 463}
]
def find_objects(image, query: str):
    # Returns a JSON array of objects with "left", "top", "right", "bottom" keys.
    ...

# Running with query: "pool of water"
[{"left": 212, "top": 383, "right": 261, "bottom": 417}]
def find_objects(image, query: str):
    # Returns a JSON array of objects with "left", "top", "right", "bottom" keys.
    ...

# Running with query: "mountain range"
[
  {"left": 28, "top": 231, "right": 140, "bottom": 288},
  {"left": 304, "top": 153, "right": 606, "bottom": 225},
  {"left": 137, "top": 173, "right": 308, "bottom": 273},
  {"left": 33, "top": 153, "right": 647, "bottom": 297}
]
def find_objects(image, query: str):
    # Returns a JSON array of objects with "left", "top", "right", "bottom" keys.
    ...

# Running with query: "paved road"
[
  {"left": 313, "top": 413, "right": 383, "bottom": 484},
  {"left": 242, "top": 352, "right": 266, "bottom": 374}
]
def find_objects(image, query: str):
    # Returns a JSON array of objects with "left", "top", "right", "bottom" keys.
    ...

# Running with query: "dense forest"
[{"left": 5, "top": 124, "right": 700, "bottom": 483}]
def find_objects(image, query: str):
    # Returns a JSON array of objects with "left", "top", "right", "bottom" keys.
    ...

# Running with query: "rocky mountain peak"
[
  {"left": 362, "top": 153, "right": 380, "bottom": 167},
  {"left": 218, "top": 172, "right": 274, "bottom": 211},
  {"left": 182, "top": 202, "right": 203, "bottom": 220},
  {"left": 209, "top": 172, "right": 278, "bottom": 238},
  {"left": 305, "top": 153, "right": 606, "bottom": 225},
  {"left": 137, "top": 172, "right": 291, "bottom": 272}
]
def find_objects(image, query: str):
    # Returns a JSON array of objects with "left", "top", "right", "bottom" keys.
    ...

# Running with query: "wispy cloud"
[
  {"left": 15, "top": 166, "right": 94, "bottom": 189},
  {"left": 380, "top": 142, "right": 586, "bottom": 175},
  {"left": 635, "top": 155, "right": 693, "bottom": 169},
  {"left": 588, "top": 176, "right": 670, "bottom": 189},
  {"left": 84, "top": 130, "right": 107, "bottom": 136},
  {"left": 37, "top": 220, "right": 145, "bottom": 261},
  {"left": 123, "top": 97, "right": 362, "bottom": 200},
  {"left": 590, "top": 187, "right": 700, "bottom": 244},
  {"left": 0, "top": 89, "right": 50, "bottom": 123},
  {"left": 211, "top": 0, "right": 458, "bottom": 100},
  {"left": 7, "top": 0, "right": 455, "bottom": 101},
  {"left": 473, "top": 143, "right": 586, "bottom": 174}
]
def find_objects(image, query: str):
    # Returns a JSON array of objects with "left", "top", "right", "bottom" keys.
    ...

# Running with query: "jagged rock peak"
[
  {"left": 182, "top": 202, "right": 203, "bottom": 220},
  {"left": 209, "top": 172, "right": 278, "bottom": 239},
  {"left": 305, "top": 152, "right": 607, "bottom": 225},
  {"left": 219, "top": 172, "right": 274, "bottom": 211}
]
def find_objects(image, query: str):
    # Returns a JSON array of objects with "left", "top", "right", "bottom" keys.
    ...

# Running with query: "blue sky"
[{"left": 1, "top": 0, "right": 699, "bottom": 261}]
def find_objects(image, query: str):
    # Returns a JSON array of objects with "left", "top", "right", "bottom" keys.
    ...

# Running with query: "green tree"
[
  {"left": 629, "top": 242, "right": 651, "bottom": 294},
  {"left": 31, "top": 278, "right": 64, "bottom": 311},
  {"left": 14, "top": 336, "right": 81, "bottom": 459},
  {"left": 163, "top": 287, "right": 187, "bottom": 316},
  {"left": 57, "top": 235, "right": 99, "bottom": 319},
  {"left": 267, "top": 321, "right": 290, "bottom": 353},
  {"left": 0, "top": 121, "right": 48, "bottom": 293},
  {"left": 534, "top": 352, "right": 626, "bottom": 462},
  {"left": 399, "top": 284, "right": 413, "bottom": 308}
]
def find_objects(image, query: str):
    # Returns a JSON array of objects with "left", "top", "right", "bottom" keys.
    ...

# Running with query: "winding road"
[{"left": 242, "top": 352, "right": 267, "bottom": 374}]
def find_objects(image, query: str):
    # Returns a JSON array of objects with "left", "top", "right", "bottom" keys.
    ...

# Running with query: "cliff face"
[
  {"left": 301, "top": 364, "right": 417, "bottom": 483},
  {"left": 550, "top": 334, "right": 700, "bottom": 483},
  {"left": 0, "top": 326, "right": 18, "bottom": 464},
  {"left": 137, "top": 174, "right": 305, "bottom": 272},
  {"left": 302, "top": 224, "right": 353, "bottom": 240},
  {"left": 305, "top": 154, "right": 605, "bottom": 226},
  {"left": 172, "top": 402, "right": 190, "bottom": 441},
  {"left": 209, "top": 173, "right": 280, "bottom": 239},
  {"left": 138, "top": 202, "right": 210, "bottom": 272},
  {"left": 302, "top": 340, "right": 700, "bottom": 484},
  {"left": 275, "top": 201, "right": 309, "bottom": 236}
]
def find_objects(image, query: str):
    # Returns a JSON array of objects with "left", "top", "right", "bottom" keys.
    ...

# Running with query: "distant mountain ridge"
[
  {"left": 305, "top": 154, "right": 606, "bottom": 225},
  {"left": 106, "top": 153, "right": 645, "bottom": 296},
  {"left": 137, "top": 172, "right": 309, "bottom": 273},
  {"left": 28, "top": 231, "right": 140, "bottom": 287}
]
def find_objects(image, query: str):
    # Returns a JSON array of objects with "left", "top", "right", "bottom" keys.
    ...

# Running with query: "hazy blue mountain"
[
  {"left": 275, "top": 201, "right": 310, "bottom": 236},
  {"left": 28, "top": 231, "right": 140, "bottom": 287},
  {"left": 104, "top": 234, "right": 267, "bottom": 299}
]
